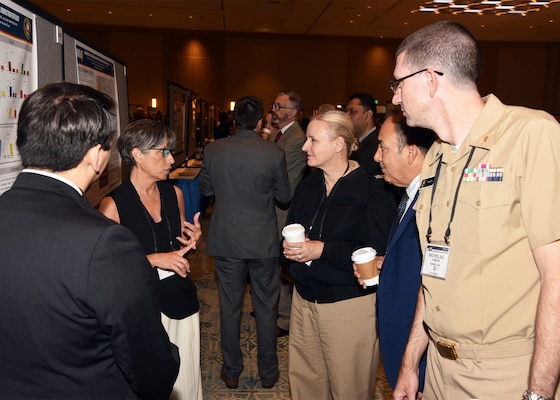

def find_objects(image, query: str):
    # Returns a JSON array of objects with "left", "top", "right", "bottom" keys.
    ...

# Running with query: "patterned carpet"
[{"left": 190, "top": 210, "right": 394, "bottom": 400}]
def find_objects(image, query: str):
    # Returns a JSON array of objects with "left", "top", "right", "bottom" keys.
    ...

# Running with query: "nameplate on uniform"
[{"left": 420, "top": 176, "right": 435, "bottom": 189}]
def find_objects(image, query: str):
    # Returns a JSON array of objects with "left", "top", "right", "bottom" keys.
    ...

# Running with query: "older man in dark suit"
[
  {"left": 372, "top": 111, "right": 437, "bottom": 393},
  {"left": 199, "top": 95, "right": 291, "bottom": 389},
  {"left": 0, "top": 82, "right": 179, "bottom": 399},
  {"left": 270, "top": 90, "right": 307, "bottom": 336}
]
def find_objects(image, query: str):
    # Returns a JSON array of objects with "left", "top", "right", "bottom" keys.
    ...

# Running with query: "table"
[{"left": 169, "top": 166, "right": 201, "bottom": 223}]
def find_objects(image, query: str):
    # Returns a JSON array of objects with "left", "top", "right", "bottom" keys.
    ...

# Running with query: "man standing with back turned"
[
  {"left": 199, "top": 95, "right": 291, "bottom": 389},
  {"left": 0, "top": 82, "right": 179, "bottom": 399},
  {"left": 391, "top": 21, "right": 560, "bottom": 400}
]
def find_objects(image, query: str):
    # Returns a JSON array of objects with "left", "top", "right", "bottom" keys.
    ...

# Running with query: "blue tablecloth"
[{"left": 170, "top": 168, "right": 201, "bottom": 223}]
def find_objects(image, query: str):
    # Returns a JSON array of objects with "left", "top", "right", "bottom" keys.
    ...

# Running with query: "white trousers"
[{"left": 162, "top": 312, "right": 203, "bottom": 400}]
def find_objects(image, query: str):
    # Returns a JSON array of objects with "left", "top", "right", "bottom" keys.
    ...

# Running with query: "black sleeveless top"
[{"left": 110, "top": 179, "right": 199, "bottom": 319}]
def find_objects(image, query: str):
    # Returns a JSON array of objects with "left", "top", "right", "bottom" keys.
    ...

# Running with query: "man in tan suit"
[{"left": 271, "top": 90, "right": 307, "bottom": 336}]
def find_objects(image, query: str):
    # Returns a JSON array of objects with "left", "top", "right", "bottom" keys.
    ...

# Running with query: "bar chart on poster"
[
  {"left": 0, "top": 0, "right": 129, "bottom": 203},
  {"left": 0, "top": 0, "right": 36, "bottom": 195}
]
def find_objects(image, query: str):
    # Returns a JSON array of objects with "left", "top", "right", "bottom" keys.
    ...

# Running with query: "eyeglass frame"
[
  {"left": 271, "top": 102, "right": 296, "bottom": 110},
  {"left": 148, "top": 147, "right": 174, "bottom": 157},
  {"left": 389, "top": 69, "right": 444, "bottom": 93}
]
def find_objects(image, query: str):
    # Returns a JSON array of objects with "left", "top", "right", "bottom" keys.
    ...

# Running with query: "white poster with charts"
[
  {"left": 75, "top": 40, "right": 121, "bottom": 206},
  {"left": 0, "top": 1, "right": 37, "bottom": 195}
]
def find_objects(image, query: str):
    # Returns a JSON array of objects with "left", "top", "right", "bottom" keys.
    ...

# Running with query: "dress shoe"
[
  {"left": 276, "top": 327, "right": 289, "bottom": 337},
  {"left": 220, "top": 368, "right": 238, "bottom": 389},
  {"left": 261, "top": 370, "right": 280, "bottom": 389}
]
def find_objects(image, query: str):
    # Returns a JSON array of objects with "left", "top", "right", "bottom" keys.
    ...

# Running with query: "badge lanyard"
[
  {"left": 309, "top": 164, "right": 349, "bottom": 240},
  {"left": 426, "top": 146, "right": 476, "bottom": 245},
  {"left": 422, "top": 146, "right": 476, "bottom": 279}
]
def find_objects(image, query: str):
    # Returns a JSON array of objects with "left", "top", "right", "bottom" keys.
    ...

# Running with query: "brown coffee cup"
[{"left": 351, "top": 247, "right": 378, "bottom": 287}]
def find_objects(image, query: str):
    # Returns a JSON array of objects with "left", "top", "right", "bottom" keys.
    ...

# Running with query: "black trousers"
[{"left": 214, "top": 256, "right": 280, "bottom": 382}]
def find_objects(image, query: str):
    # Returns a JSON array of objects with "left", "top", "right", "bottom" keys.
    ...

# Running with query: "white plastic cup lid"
[
  {"left": 351, "top": 247, "right": 377, "bottom": 263},
  {"left": 282, "top": 223, "right": 305, "bottom": 237}
]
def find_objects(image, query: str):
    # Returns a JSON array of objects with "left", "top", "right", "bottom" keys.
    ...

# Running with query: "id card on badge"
[{"left": 421, "top": 243, "right": 450, "bottom": 279}]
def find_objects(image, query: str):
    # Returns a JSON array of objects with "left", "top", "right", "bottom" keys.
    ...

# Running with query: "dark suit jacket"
[
  {"left": 377, "top": 193, "right": 427, "bottom": 391},
  {"left": 0, "top": 173, "right": 179, "bottom": 399},
  {"left": 351, "top": 128, "right": 382, "bottom": 179},
  {"left": 199, "top": 129, "right": 291, "bottom": 258},
  {"left": 276, "top": 121, "right": 307, "bottom": 195}
]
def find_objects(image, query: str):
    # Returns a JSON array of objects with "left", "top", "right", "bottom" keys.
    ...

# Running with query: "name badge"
[
  {"left": 420, "top": 176, "right": 435, "bottom": 189},
  {"left": 421, "top": 243, "right": 450, "bottom": 279}
]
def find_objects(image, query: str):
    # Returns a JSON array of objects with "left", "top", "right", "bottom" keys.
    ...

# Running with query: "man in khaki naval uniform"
[{"left": 390, "top": 21, "right": 560, "bottom": 400}]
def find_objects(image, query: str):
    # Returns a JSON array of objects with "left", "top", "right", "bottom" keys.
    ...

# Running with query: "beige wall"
[{"left": 70, "top": 25, "right": 560, "bottom": 118}]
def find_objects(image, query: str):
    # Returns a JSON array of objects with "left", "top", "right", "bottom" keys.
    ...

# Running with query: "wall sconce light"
[
  {"left": 229, "top": 101, "right": 235, "bottom": 111},
  {"left": 151, "top": 97, "right": 157, "bottom": 108}
]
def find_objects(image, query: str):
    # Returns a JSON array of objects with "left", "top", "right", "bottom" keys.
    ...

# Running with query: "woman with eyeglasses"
[{"left": 99, "top": 119, "right": 203, "bottom": 400}]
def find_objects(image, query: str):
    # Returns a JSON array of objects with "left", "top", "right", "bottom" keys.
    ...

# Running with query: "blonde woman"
[{"left": 282, "top": 111, "right": 395, "bottom": 400}]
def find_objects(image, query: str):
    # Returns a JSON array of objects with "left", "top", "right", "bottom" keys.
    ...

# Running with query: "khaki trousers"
[
  {"left": 423, "top": 338, "right": 560, "bottom": 400},
  {"left": 288, "top": 289, "right": 379, "bottom": 400}
]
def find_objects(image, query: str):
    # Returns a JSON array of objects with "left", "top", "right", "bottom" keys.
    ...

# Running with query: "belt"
[{"left": 428, "top": 330, "right": 534, "bottom": 361}]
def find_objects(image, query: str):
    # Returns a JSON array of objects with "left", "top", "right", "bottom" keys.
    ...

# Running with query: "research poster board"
[
  {"left": 0, "top": 0, "right": 37, "bottom": 195},
  {"left": 75, "top": 41, "right": 122, "bottom": 206},
  {"left": 167, "top": 81, "right": 190, "bottom": 168},
  {"left": 2, "top": 0, "right": 127, "bottom": 206}
]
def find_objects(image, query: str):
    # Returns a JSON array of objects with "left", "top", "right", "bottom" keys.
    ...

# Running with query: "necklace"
[
  {"left": 325, "top": 161, "right": 350, "bottom": 195},
  {"left": 342, "top": 161, "right": 350, "bottom": 176},
  {"left": 138, "top": 187, "right": 175, "bottom": 253},
  {"left": 309, "top": 161, "right": 351, "bottom": 238}
]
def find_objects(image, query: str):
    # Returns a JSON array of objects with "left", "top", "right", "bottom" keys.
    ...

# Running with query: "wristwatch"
[{"left": 522, "top": 390, "right": 554, "bottom": 400}]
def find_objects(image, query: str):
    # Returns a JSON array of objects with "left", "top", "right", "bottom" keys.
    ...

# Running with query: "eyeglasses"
[
  {"left": 389, "top": 69, "right": 444, "bottom": 93},
  {"left": 149, "top": 147, "right": 174, "bottom": 157},
  {"left": 271, "top": 103, "right": 295, "bottom": 110}
]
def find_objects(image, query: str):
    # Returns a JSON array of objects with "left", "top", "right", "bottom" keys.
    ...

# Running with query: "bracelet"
[{"left": 522, "top": 390, "right": 554, "bottom": 400}]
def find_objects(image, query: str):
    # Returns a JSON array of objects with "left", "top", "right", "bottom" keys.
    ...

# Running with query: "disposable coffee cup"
[
  {"left": 282, "top": 223, "right": 312, "bottom": 266},
  {"left": 282, "top": 223, "right": 305, "bottom": 244},
  {"left": 261, "top": 128, "right": 271, "bottom": 140},
  {"left": 351, "top": 247, "right": 378, "bottom": 287}
]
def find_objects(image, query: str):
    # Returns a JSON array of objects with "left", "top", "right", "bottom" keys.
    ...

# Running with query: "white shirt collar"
[
  {"left": 398, "top": 174, "right": 421, "bottom": 221},
  {"left": 279, "top": 120, "right": 296, "bottom": 135},
  {"left": 406, "top": 174, "right": 421, "bottom": 200},
  {"left": 359, "top": 127, "right": 376, "bottom": 143},
  {"left": 22, "top": 169, "right": 83, "bottom": 196}
]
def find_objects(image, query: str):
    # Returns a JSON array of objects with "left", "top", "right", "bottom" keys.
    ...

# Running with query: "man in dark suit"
[
  {"left": 0, "top": 82, "right": 179, "bottom": 399},
  {"left": 270, "top": 90, "right": 307, "bottom": 337},
  {"left": 347, "top": 92, "right": 382, "bottom": 179},
  {"left": 199, "top": 95, "right": 291, "bottom": 389},
  {"left": 371, "top": 111, "right": 437, "bottom": 393},
  {"left": 347, "top": 92, "right": 402, "bottom": 204}
]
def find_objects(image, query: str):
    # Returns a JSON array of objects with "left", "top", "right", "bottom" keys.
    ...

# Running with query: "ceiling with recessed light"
[
  {"left": 419, "top": 0, "right": 560, "bottom": 15},
  {"left": 26, "top": 0, "right": 560, "bottom": 42}
]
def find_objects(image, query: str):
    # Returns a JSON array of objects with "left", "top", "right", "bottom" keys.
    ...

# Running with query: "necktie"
[
  {"left": 388, "top": 191, "right": 409, "bottom": 240},
  {"left": 275, "top": 130, "right": 283, "bottom": 143}
]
